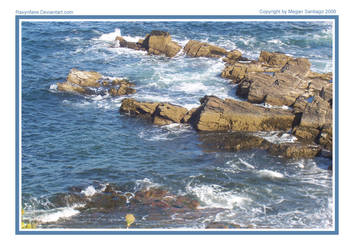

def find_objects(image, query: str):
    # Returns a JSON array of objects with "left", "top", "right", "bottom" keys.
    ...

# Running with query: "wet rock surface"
[
  {"left": 189, "top": 96, "right": 295, "bottom": 132},
  {"left": 184, "top": 40, "right": 228, "bottom": 58},
  {"left": 115, "top": 30, "right": 182, "bottom": 58},
  {"left": 57, "top": 69, "right": 137, "bottom": 97},
  {"left": 120, "top": 98, "right": 188, "bottom": 125}
]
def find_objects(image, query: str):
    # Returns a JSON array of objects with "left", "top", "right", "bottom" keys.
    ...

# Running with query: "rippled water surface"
[{"left": 21, "top": 21, "right": 333, "bottom": 230}]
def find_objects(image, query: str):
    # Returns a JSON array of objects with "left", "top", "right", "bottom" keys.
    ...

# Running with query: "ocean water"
[{"left": 21, "top": 21, "right": 333, "bottom": 230}]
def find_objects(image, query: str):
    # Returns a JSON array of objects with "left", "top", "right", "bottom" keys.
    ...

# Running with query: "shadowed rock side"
[
  {"left": 198, "top": 131, "right": 321, "bottom": 159},
  {"left": 57, "top": 69, "right": 136, "bottom": 96},
  {"left": 115, "top": 30, "right": 182, "bottom": 58},
  {"left": 119, "top": 95, "right": 331, "bottom": 159}
]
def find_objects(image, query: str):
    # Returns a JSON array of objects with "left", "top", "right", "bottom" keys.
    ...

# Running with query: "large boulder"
[
  {"left": 119, "top": 98, "right": 188, "bottom": 125},
  {"left": 142, "top": 30, "right": 181, "bottom": 57},
  {"left": 115, "top": 31, "right": 182, "bottom": 57},
  {"left": 152, "top": 103, "right": 188, "bottom": 125},
  {"left": 184, "top": 40, "right": 228, "bottom": 58},
  {"left": 66, "top": 68, "right": 102, "bottom": 87},
  {"left": 189, "top": 96, "right": 295, "bottom": 132},
  {"left": 258, "top": 51, "right": 292, "bottom": 67}
]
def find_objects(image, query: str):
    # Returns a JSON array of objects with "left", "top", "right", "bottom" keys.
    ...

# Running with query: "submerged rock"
[{"left": 184, "top": 40, "right": 228, "bottom": 58}]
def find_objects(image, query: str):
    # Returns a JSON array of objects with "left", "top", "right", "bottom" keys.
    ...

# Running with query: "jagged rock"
[
  {"left": 293, "top": 95, "right": 332, "bottom": 141},
  {"left": 152, "top": 103, "right": 188, "bottom": 125},
  {"left": 120, "top": 98, "right": 159, "bottom": 118},
  {"left": 317, "top": 124, "right": 333, "bottom": 152},
  {"left": 181, "top": 108, "right": 198, "bottom": 123},
  {"left": 281, "top": 58, "right": 311, "bottom": 77},
  {"left": 184, "top": 40, "right": 227, "bottom": 58},
  {"left": 57, "top": 82, "right": 92, "bottom": 95},
  {"left": 258, "top": 51, "right": 291, "bottom": 67},
  {"left": 237, "top": 71, "right": 309, "bottom": 106},
  {"left": 115, "top": 36, "right": 143, "bottom": 50},
  {"left": 116, "top": 31, "right": 182, "bottom": 57},
  {"left": 66, "top": 68, "right": 102, "bottom": 87},
  {"left": 57, "top": 69, "right": 136, "bottom": 96},
  {"left": 109, "top": 84, "right": 136, "bottom": 96},
  {"left": 119, "top": 98, "right": 188, "bottom": 125},
  {"left": 189, "top": 96, "right": 295, "bottom": 132},
  {"left": 307, "top": 71, "right": 333, "bottom": 82},
  {"left": 222, "top": 50, "right": 243, "bottom": 64},
  {"left": 143, "top": 30, "right": 181, "bottom": 57},
  {"left": 221, "top": 61, "right": 282, "bottom": 83}
]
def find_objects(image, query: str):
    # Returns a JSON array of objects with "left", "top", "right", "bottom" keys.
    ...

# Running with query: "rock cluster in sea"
[{"left": 56, "top": 30, "right": 333, "bottom": 160}]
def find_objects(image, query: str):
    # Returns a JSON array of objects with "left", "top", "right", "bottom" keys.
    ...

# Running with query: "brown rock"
[
  {"left": 119, "top": 98, "right": 188, "bottom": 125},
  {"left": 199, "top": 131, "right": 266, "bottom": 152},
  {"left": 57, "top": 82, "right": 90, "bottom": 95},
  {"left": 143, "top": 30, "right": 182, "bottom": 57},
  {"left": 281, "top": 58, "right": 311, "bottom": 77},
  {"left": 267, "top": 143, "right": 321, "bottom": 158},
  {"left": 294, "top": 95, "right": 332, "bottom": 141},
  {"left": 189, "top": 96, "right": 295, "bottom": 132},
  {"left": 115, "top": 36, "right": 143, "bottom": 50},
  {"left": 221, "top": 61, "right": 281, "bottom": 83},
  {"left": 259, "top": 51, "right": 291, "bottom": 67},
  {"left": 109, "top": 84, "right": 137, "bottom": 96},
  {"left": 120, "top": 98, "right": 159, "bottom": 119},
  {"left": 237, "top": 71, "right": 310, "bottom": 106},
  {"left": 307, "top": 71, "right": 333, "bottom": 82},
  {"left": 66, "top": 68, "right": 102, "bottom": 87},
  {"left": 153, "top": 103, "right": 188, "bottom": 125},
  {"left": 184, "top": 40, "right": 227, "bottom": 58}
]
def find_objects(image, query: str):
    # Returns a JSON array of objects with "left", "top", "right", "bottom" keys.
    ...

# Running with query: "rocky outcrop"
[
  {"left": 293, "top": 95, "right": 332, "bottom": 143},
  {"left": 223, "top": 51, "right": 333, "bottom": 110},
  {"left": 198, "top": 131, "right": 321, "bottom": 158},
  {"left": 143, "top": 30, "right": 182, "bottom": 57},
  {"left": 120, "top": 98, "right": 188, "bottom": 125},
  {"left": 115, "top": 30, "right": 182, "bottom": 58},
  {"left": 184, "top": 40, "right": 228, "bottom": 58},
  {"left": 56, "top": 69, "right": 136, "bottom": 97},
  {"left": 189, "top": 96, "right": 295, "bottom": 132}
]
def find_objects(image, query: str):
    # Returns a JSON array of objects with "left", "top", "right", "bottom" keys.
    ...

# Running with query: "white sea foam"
[
  {"left": 239, "top": 158, "right": 256, "bottom": 169},
  {"left": 186, "top": 184, "right": 251, "bottom": 209},
  {"left": 257, "top": 170, "right": 285, "bottom": 179},
  {"left": 80, "top": 185, "right": 97, "bottom": 197},
  {"left": 256, "top": 131, "right": 297, "bottom": 144},
  {"left": 97, "top": 28, "right": 121, "bottom": 41},
  {"left": 35, "top": 207, "right": 80, "bottom": 223},
  {"left": 135, "top": 178, "right": 160, "bottom": 191}
]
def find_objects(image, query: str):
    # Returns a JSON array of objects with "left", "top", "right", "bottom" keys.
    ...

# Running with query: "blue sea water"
[{"left": 21, "top": 21, "right": 333, "bottom": 229}]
